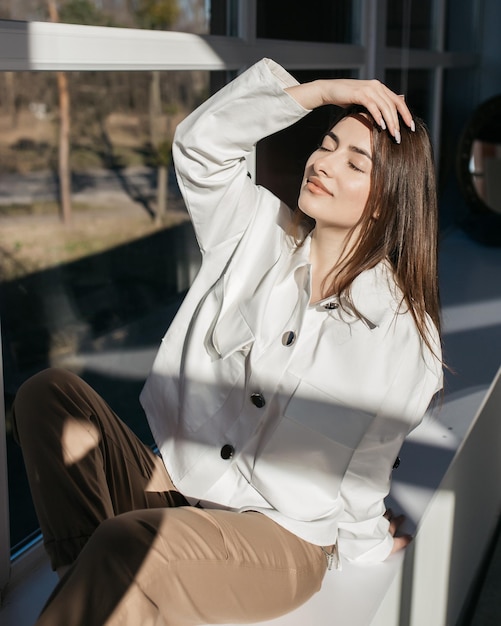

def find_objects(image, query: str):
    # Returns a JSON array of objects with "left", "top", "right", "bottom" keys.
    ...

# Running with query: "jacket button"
[
  {"left": 220, "top": 444, "right": 235, "bottom": 460},
  {"left": 250, "top": 392, "right": 266, "bottom": 408},
  {"left": 282, "top": 330, "right": 296, "bottom": 346}
]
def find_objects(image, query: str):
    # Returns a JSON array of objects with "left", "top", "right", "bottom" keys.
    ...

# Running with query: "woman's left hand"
[{"left": 385, "top": 509, "right": 413, "bottom": 554}]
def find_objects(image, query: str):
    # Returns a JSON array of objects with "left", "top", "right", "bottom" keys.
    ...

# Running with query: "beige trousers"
[{"left": 13, "top": 368, "right": 327, "bottom": 626}]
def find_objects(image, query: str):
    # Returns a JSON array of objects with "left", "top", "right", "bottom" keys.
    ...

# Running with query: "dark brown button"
[
  {"left": 324, "top": 301, "right": 339, "bottom": 310},
  {"left": 282, "top": 331, "right": 296, "bottom": 346},
  {"left": 250, "top": 392, "right": 266, "bottom": 408},
  {"left": 220, "top": 444, "right": 235, "bottom": 460}
]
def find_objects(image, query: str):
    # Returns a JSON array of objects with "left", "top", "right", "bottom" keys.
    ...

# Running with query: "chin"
[{"left": 297, "top": 198, "right": 321, "bottom": 223}]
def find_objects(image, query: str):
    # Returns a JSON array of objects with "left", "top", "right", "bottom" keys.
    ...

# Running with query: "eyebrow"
[{"left": 325, "top": 131, "right": 373, "bottom": 161}]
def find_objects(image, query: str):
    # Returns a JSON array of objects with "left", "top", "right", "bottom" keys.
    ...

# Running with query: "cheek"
[{"left": 348, "top": 179, "right": 371, "bottom": 208}]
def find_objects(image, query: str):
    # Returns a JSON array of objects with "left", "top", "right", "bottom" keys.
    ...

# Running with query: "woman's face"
[{"left": 298, "top": 115, "right": 373, "bottom": 232}]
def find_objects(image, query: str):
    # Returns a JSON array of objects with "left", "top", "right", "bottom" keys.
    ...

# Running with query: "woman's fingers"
[
  {"left": 385, "top": 509, "right": 413, "bottom": 554},
  {"left": 388, "top": 513, "right": 406, "bottom": 535},
  {"left": 355, "top": 81, "right": 414, "bottom": 142},
  {"left": 322, "top": 79, "right": 415, "bottom": 142},
  {"left": 287, "top": 77, "right": 415, "bottom": 142},
  {"left": 391, "top": 534, "right": 413, "bottom": 554}
]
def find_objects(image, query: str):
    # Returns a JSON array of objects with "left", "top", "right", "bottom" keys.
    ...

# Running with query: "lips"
[{"left": 306, "top": 176, "right": 332, "bottom": 196}]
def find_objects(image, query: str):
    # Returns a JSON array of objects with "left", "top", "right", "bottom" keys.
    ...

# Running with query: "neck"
[{"left": 309, "top": 226, "right": 357, "bottom": 303}]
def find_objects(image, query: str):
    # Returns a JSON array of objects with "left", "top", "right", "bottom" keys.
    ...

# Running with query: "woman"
[{"left": 14, "top": 58, "right": 443, "bottom": 625}]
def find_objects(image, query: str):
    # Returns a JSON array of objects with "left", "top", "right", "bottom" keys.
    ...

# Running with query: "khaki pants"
[{"left": 13, "top": 368, "right": 327, "bottom": 625}]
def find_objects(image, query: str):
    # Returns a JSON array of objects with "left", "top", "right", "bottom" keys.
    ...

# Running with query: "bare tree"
[
  {"left": 47, "top": 0, "right": 72, "bottom": 226},
  {"left": 135, "top": 0, "right": 180, "bottom": 223}
]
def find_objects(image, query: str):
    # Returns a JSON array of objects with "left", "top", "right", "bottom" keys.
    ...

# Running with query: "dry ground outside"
[
  {"left": 0, "top": 200, "right": 189, "bottom": 281},
  {"left": 0, "top": 106, "right": 189, "bottom": 281}
]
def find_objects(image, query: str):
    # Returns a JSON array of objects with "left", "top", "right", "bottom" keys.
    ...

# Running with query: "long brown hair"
[{"left": 294, "top": 105, "right": 441, "bottom": 354}]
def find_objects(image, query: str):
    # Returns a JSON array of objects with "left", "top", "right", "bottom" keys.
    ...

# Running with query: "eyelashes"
[
  {"left": 315, "top": 144, "right": 367, "bottom": 174},
  {"left": 348, "top": 162, "right": 364, "bottom": 173}
]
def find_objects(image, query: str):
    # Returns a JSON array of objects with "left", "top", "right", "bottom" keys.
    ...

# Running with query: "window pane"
[
  {"left": 444, "top": 0, "right": 478, "bottom": 52},
  {"left": 256, "top": 69, "right": 355, "bottom": 208},
  {"left": 384, "top": 69, "right": 434, "bottom": 123},
  {"left": 386, "top": 0, "right": 434, "bottom": 49},
  {"left": 1, "top": 68, "right": 216, "bottom": 551},
  {"left": 256, "top": 0, "right": 361, "bottom": 44},
  {"left": 209, "top": 0, "right": 238, "bottom": 36},
  {"left": 1, "top": 0, "right": 210, "bottom": 34}
]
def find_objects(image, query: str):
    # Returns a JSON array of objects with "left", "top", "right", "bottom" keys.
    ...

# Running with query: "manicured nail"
[
  {"left": 394, "top": 130, "right": 401, "bottom": 144},
  {"left": 380, "top": 118, "right": 386, "bottom": 130},
  {"left": 410, "top": 120, "right": 416, "bottom": 132}
]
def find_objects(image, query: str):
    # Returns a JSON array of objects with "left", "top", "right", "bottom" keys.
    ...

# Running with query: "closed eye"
[
  {"left": 348, "top": 162, "right": 364, "bottom": 173},
  {"left": 317, "top": 143, "right": 333, "bottom": 152}
]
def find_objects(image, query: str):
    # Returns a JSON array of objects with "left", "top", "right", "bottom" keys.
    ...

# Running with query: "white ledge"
[{"left": 0, "top": 20, "right": 474, "bottom": 72}]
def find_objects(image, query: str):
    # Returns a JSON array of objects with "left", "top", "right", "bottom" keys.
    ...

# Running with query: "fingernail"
[
  {"left": 410, "top": 120, "right": 416, "bottom": 132},
  {"left": 394, "top": 130, "right": 401, "bottom": 144},
  {"left": 380, "top": 118, "right": 386, "bottom": 130}
]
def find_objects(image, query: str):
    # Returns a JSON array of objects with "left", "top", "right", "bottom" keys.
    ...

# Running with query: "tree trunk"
[
  {"left": 155, "top": 164, "right": 168, "bottom": 225},
  {"left": 149, "top": 71, "right": 169, "bottom": 222},
  {"left": 4, "top": 72, "right": 17, "bottom": 128},
  {"left": 149, "top": 70, "right": 162, "bottom": 145},
  {"left": 57, "top": 70, "right": 72, "bottom": 226},
  {"left": 48, "top": 0, "right": 72, "bottom": 226}
]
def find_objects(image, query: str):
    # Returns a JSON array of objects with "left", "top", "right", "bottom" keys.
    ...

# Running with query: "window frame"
[{"left": 0, "top": 0, "right": 475, "bottom": 596}]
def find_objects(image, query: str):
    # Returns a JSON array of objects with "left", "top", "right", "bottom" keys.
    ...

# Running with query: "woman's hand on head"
[
  {"left": 286, "top": 78, "right": 414, "bottom": 143},
  {"left": 384, "top": 509, "right": 413, "bottom": 555}
]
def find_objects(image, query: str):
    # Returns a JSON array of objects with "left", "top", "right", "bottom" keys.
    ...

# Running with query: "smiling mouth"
[{"left": 306, "top": 177, "right": 332, "bottom": 196}]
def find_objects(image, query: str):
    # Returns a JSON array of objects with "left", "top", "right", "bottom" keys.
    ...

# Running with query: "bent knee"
[
  {"left": 81, "top": 513, "right": 156, "bottom": 573},
  {"left": 12, "top": 368, "right": 83, "bottom": 440}
]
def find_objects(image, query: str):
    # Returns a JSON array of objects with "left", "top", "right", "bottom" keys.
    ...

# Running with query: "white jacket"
[{"left": 140, "top": 58, "right": 443, "bottom": 565}]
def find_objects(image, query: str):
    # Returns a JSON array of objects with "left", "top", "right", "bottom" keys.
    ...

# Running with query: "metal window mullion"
[
  {"left": 361, "top": 0, "right": 388, "bottom": 79},
  {"left": 237, "top": 0, "right": 256, "bottom": 45},
  {"left": 429, "top": 0, "right": 448, "bottom": 169}
]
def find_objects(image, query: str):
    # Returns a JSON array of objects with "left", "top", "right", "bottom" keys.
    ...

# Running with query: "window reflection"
[
  {"left": 1, "top": 0, "right": 210, "bottom": 35},
  {"left": 0, "top": 68, "right": 213, "bottom": 550}
]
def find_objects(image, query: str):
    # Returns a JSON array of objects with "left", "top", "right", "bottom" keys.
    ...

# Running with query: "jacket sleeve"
[
  {"left": 337, "top": 315, "right": 443, "bottom": 563},
  {"left": 172, "top": 58, "right": 309, "bottom": 256}
]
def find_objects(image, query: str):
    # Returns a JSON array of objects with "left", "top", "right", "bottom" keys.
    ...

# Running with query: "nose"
[{"left": 312, "top": 150, "right": 338, "bottom": 177}]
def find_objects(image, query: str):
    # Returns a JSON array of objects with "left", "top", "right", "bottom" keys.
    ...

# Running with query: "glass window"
[
  {"left": 386, "top": 0, "right": 434, "bottom": 49},
  {"left": 209, "top": 0, "right": 238, "bottom": 36},
  {"left": 1, "top": 0, "right": 210, "bottom": 35},
  {"left": 1, "top": 68, "right": 218, "bottom": 552},
  {"left": 256, "top": 0, "right": 361, "bottom": 44},
  {"left": 384, "top": 68, "right": 434, "bottom": 123},
  {"left": 444, "top": 0, "right": 478, "bottom": 53}
]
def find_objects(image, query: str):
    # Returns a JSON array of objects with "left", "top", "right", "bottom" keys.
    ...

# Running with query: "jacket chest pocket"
[
  {"left": 180, "top": 296, "right": 254, "bottom": 433},
  {"left": 240, "top": 379, "right": 375, "bottom": 521}
]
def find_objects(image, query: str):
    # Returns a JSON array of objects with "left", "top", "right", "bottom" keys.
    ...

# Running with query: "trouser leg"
[
  {"left": 12, "top": 367, "right": 184, "bottom": 569},
  {"left": 36, "top": 508, "right": 327, "bottom": 626}
]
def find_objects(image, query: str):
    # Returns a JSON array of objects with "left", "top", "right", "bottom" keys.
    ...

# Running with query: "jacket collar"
[
  {"left": 308, "top": 254, "right": 403, "bottom": 331},
  {"left": 344, "top": 260, "right": 404, "bottom": 329}
]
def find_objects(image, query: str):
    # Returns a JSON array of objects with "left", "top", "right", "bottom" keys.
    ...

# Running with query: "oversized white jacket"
[{"left": 140, "top": 58, "right": 443, "bottom": 565}]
